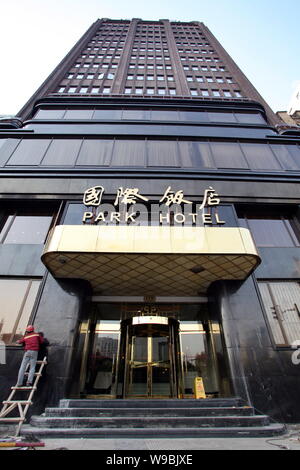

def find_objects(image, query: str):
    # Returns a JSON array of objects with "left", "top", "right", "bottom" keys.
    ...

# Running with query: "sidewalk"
[{"left": 1, "top": 425, "right": 300, "bottom": 450}]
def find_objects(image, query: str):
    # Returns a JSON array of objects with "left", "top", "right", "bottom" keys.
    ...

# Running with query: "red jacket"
[{"left": 18, "top": 333, "right": 43, "bottom": 351}]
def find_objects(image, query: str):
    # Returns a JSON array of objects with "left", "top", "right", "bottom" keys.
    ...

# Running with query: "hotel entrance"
[
  {"left": 121, "top": 317, "right": 180, "bottom": 398},
  {"left": 78, "top": 302, "right": 232, "bottom": 399}
]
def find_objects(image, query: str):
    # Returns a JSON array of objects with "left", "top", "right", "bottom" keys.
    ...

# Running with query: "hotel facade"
[{"left": 1, "top": 19, "right": 300, "bottom": 432}]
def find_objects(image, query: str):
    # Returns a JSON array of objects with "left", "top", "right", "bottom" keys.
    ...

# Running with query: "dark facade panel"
[
  {"left": 2, "top": 137, "right": 300, "bottom": 173},
  {"left": 76, "top": 139, "right": 113, "bottom": 166},
  {"left": 41, "top": 139, "right": 82, "bottom": 166},
  {"left": 7, "top": 139, "right": 51, "bottom": 166}
]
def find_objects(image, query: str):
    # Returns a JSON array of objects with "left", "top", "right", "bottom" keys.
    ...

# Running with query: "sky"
[{"left": 0, "top": 0, "right": 299, "bottom": 116}]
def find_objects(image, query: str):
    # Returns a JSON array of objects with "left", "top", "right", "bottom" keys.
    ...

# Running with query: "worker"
[{"left": 16, "top": 325, "right": 43, "bottom": 387}]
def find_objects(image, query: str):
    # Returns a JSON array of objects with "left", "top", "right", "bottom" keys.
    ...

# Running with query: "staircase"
[{"left": 20, "top": 398, "right": 285, "bottom": 438}]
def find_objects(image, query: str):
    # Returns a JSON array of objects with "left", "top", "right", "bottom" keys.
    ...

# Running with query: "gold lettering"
[
  {"left": 159, "top": 213, "right": 170, "bottom": 224},
  {"left": 202, "top": 213, "right": 213, "bottom": 224},
  {"left": 215, "top": 213, "right": 225, "bottom": 224},
  {"left": 188, "top": 213, "right": 198, "bottom": 223},
  {"left": 174, "top": 213, "right": 185, "bottom": 223},
  {"left": 82, "top": 211, "right": 93, "bottom": 223},
  {"left": 95, "top": 212, "right": 106, "bottom": 223},
  {"left": 125, "top": 212, "right": 137, "bottom": 223},
  {"left": 110, "top": 212, "right": 121, "bottom": 222}
]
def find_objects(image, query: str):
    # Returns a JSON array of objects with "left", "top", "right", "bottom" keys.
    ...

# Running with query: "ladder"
[{"left": 0, "top": 356, "right": 47, "bottom": 437}]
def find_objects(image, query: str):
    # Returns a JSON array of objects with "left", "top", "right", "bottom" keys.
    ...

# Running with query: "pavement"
[{"left": 1, "top": 425, "right": 300, "bottom": 451}]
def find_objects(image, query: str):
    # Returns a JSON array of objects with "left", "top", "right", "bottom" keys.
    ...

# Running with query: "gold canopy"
[{"left": 42, "top": 225, "right": 260, "bottom": 296}]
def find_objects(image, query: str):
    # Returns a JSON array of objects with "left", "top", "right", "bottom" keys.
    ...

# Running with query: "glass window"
[
  {"left": 64, "top": 110, "right": 94, "bottom": 119},
  {"left": 34, "top": 109, "right": 66, "bottom": 120},
  {"left": 0, "top": 278, "right": 41, "bottom": 344},
  {"left": 111, "top": 140, "right": 146, "bottom": 166},
  {"left": 41, "top": 139, "right": 82, "bottom": 166},
  {"left": 241, "top": 143, "right": 281, "bottom": 170},
  {"left": 76, "top": 139, "right": 113, "bottom": 166},
  {"left": 240, "top": 214, "right": 300, "bottom": 247},
  {"left": 207, "top": 112, "right": 237, "bottom": 123},
  {"left": 210, "top": 142, "right": 248, "bottom": 168},
  {"left": 93, "top": 109, "right": 122, "bottom": 119},
  {"left": 0, "top": 214, "right": 52, "bottom": 244},
  {"left": 147, "top": 140, "right": 180, "bottom": 167},
  {"left": 179, "top": 111, "right": 208, "bottom": 122},
  {"left": 235, "top": 113, "right": 267, "bottom": 124},
  {"left": 271, "top": 145, "right": 300, "bottom": 171},
  {"left": 6, "top": 139, "right": 51, "bottom": 166},
  {"left": 258, "top": 281, "right": 300, "bottom": 346}
]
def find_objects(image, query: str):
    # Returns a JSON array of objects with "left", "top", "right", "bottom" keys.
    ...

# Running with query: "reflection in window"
[
  {"left": 239, "top": 214, "right": 300, "bottom": 247},
  {"left": 0, "top": 214, "right": 53, "bottom": 244},
  {"left": 180, "top": 323, "right": 220, "bottom": 396},
  {"left": 0, "top": 279, "right": 41, "bottom": 344},
  {"left": 258, "top": 281, "right": 300, "bottom": 346}
]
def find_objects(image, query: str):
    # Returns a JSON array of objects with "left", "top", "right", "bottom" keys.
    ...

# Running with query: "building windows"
[
  {"left": 0, "top": 213, "right": 53, "bottom": 245},
  {"left": 58, "top": 87, "right": 65, "bottom": 93},
  {"left": 91, "top": 87, "right": 100, "bottom": 94},
  {"left": 0, "top": 278, "right": 42, "bottom": 345},
  {"left": 79, "top": 87, "right": 88, "bottom": 93},
  {"left": 238, "top": 212, "right": 300, "bottom": 247},
  {"left": 201, "top": 89, "right": 209, "bottom": 96},
  {"left": 68, "top": 87, "right": 77, "bottom": 93},
  {"left": 190, "top": 89, "right": 198, "bottom": 96},
  {"left": 258, "top": 281, "right": 300, "bottom": 347},
  {"left": 212, "top": 90, "right": 221, "bottom": 97},
  {"left": 124, "top": 88, "right": 132, "bottom": 94},
  {"left": 102, "top": 87, "right": 111, "bottom": 94}
]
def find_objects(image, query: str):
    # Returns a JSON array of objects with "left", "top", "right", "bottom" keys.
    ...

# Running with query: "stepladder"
[{"left": 0, "top": 356, "right": 47, "bottom": 437}]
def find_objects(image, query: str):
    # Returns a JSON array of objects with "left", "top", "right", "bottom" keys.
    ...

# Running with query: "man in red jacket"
[{"left": 16, "top": 325, "right": 43, "bottom": 387}]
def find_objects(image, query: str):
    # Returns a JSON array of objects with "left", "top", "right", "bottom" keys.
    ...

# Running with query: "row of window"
[
  {"left": 2, "top": 138, "right": 300, "bottom": 172},
  {"left": 181, "top": 56, "right": 221, "bottom": 63},
  {"left": 32, "top": 108, "right": 266, "bottom": 125},
  {"left": 57, "top": 85, "right": 178, "bottom": 95},
  {"left": 186, "top": 76, "right": 233, "bottom": 84},
  {"left": 126, "top": 74, "right": 174, "bottom": 81},
  {"left": 131, "top": 55, "right": 171, "bottom": 60},
  {"left": 57, "top": 85, "right": 241, "bottom": 97}
]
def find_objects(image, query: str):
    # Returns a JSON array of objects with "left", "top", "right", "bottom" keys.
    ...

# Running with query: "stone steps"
[
  {"left": 21, "top": 398, "right": 286, "bottom": 438},
  {"left": 44, "top": 406, "right": 254, "bottom": 418}
]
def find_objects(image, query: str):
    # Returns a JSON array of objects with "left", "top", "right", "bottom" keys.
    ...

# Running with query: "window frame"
[{"left": 257, "top": 280, "right": 300, "bottom": 349}]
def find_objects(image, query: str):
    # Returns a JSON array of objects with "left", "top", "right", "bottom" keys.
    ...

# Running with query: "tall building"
[{"left": 1, "top": 18, "right": 300, "bottom": 436}]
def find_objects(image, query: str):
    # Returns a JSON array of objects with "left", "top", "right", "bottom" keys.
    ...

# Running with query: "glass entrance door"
[{"left": 122, "top": 318, "right": 179, "bottom": 398}]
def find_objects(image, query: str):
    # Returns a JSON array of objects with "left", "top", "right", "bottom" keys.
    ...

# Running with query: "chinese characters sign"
[{"left": 82, "top": 185, "right": 225, "bottom": 225}]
